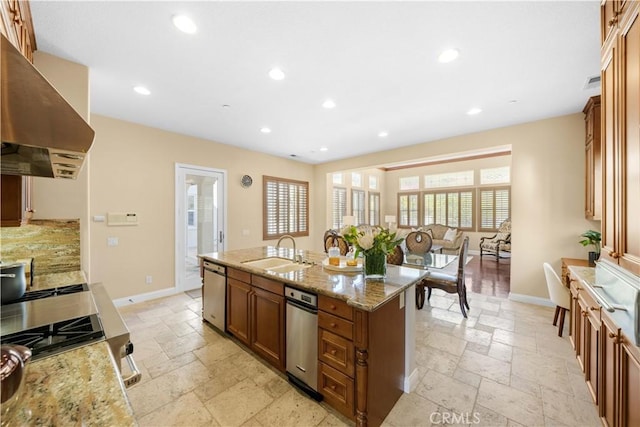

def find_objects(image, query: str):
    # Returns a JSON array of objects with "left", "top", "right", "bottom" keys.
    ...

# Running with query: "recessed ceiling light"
[
  {"left": 509, "top": 100, "right": 518, "bottom": 104},
  {"left": 322, "top": 99, "right": 336, "bottom": 109},
  {"left": 269, "top": 68, "right": 285, "bottom": 81},
  {"left": 467, "top": 107, "right": 482, "bottom": 115},
  {"left": 319, "top": 146, "right": 328, "bottom": 152},
  {"left": 172, "top": 15, "right": 197, "bottom": 34},
  {"left": 378, "top": 131, "right": 388, "bottom": 138},
  {"left": 133, "top": 86, "right": 151, "bottom": 96},
  {"left": 260, "top": 127, "right": 271, "bottom": 134},
  {"left": 438, "top": 48, "right": 459, "bottom": 63}
]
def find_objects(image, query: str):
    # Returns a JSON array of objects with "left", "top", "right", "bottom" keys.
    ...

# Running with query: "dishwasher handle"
[
  {"left": 286, "top": 298, "right": 317, "bottom": 314},
  {"left": 203, "top": 261, "right": 226, "bottom": 275}
]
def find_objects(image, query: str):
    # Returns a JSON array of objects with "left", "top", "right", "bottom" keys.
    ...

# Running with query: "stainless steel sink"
[{"left": 242, "top": 257, "right": 312, "bottom": 274}]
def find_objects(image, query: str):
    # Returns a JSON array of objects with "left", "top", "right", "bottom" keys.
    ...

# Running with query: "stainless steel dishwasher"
[
  {"left": 202, "top": 261, "right": 226, "bottom": 332},
  {"left": 285, "top": 286, "right": 322, "bottom": 401}
]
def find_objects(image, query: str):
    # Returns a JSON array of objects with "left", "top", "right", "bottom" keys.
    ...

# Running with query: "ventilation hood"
[{"left": 1, "top": 34, "right": 94, "bottom": 179}]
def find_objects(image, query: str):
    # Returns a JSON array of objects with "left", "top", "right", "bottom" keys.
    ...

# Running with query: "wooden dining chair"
[{"left": 416, "top": 236, "right": 470, "bottom": 317}]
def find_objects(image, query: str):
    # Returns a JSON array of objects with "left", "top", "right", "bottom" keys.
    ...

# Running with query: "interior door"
[{"left": 175, "top": 164, "right": 226, "bottom": 291}]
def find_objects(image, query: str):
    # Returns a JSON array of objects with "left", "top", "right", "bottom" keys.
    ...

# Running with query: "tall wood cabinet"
[
  {"left": 584, "top": 95, "right": 602, "bottom": 220},
  {"left": 600, "top": 0, "right": 640, "bottom": 275}
]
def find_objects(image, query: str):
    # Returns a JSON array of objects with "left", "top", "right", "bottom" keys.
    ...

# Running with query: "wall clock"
[{"left": 241, "top": 175, "right": 253, "bottom": 188}]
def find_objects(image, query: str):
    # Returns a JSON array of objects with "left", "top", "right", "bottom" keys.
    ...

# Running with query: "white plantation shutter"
[
  {"left": 423, "top": 190, "right": 474, "bottom": 230},
  {"left": 264, "top": 176, "right": 309, "bottom": 239},
  {"left": 398, "top": 193, "right": 419, "bottom": 227},
  {"left": 332, "top": 187, "right": 347, "bottom": 229},
  {"left": 352, "top": 189, "right": 366, "bottom": 225},
  {"left": 479, "top": 186, "right": 510, "bottom": 231},
  {"left": 369, "top": 192, "right": 380, "bottom": 226}
]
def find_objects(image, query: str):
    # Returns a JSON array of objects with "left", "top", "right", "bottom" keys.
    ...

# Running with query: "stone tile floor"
[{"left": 119, "top": 289, "right": 599, "bottom": 426}]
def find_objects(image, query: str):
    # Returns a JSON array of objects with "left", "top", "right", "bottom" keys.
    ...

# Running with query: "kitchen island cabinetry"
[
  {"left": 201, "top": 246, "right": 424, "bottom": 427},
  {"left": 225, "top": 267, "right": 286, "bottom": 372},
  {"left": 600, "top": 0, "right": 640, "bottom": 275},
  {"left": 226, "top": 268, "right": 251, "bottom": 346}
]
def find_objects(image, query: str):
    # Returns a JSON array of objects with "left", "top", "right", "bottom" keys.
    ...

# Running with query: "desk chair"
[{"left": 543, "top": 262, "right": 571, "bottom": 337}]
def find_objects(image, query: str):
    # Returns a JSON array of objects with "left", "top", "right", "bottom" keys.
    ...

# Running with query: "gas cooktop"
[{"left": 0, "top": 283, "right": 105, "bottom": 360}]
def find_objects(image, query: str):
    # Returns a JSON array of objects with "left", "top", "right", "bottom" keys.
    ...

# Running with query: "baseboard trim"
[
  {"left": 113, "top": 287, "right": 181, "bottom": 307},
  {"left": 508, "top": 292, "right": 555, "bottom": 307},
  {"left": 404, "top": 368, "right": 419, "bottom": 393}
]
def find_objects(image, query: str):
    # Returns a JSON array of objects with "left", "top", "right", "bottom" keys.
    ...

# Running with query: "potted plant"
[{"left": 579, "top": 230, "right": 601, "bottom": 266}]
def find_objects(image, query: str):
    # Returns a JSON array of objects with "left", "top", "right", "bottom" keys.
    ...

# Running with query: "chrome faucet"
[{"left": 276, "top": 235, "right": 297, "bottom": 261}]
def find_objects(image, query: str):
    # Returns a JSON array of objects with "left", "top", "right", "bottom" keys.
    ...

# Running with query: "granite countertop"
[
  {"left": 31, "top": 270, "right": 87, "bottom": 291},
  {"left": 3, "top": 341, "right": 137, "bottom": 426},
  {"left": 200, "top": 246, "right": 428, "bottom": 311}
]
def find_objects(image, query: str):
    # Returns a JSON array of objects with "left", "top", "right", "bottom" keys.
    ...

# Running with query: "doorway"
[{"left": 175, "top": 164, "right": 226, "bottom": 291}]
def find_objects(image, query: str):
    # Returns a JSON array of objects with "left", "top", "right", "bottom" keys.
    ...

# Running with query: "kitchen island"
[{"left": 199, "top": 246, "right": 427, "bottom": 427}]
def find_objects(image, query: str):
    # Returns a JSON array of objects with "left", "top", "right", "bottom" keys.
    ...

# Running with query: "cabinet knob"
[
  {"left": 608, "top": 17, "right": 617, "bottom": 27},
  {"left": 330, "top": 349, "right": 337, "bottom": 355},
  {"left": 590, "top": 307, "right": 599, "bottom": 311},
  {"left": 330, "top": 385, "right": 336, "bottom": 391},
  {"left": 330, "top": 305, "right": 336, "bottom": 310},
  {"left": 582, "top": 311, "right": 588, "bottom": 317},
  {"left": 330, "top": 323, "right": 337, "bottom": 328},
  {"left": 608, "top": 251, "right": 621, "bottom": 259},
  {"left": 576, "top": 287, "right": 583, "bottom": 291},
  {"left": 608, "top": 332, "right": 617, "bottom": 339}
]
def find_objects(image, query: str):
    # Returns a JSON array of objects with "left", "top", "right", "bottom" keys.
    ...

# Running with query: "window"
[
  {"left": 479, "top": 187, "right": 510, "bottom": 231},
  {"left": 423, "top": 190, "right": 474, "bottom": 230},
  {"left": 351, "top": 172, "right": 362, "bottom": 187},
  {"left": 332, "top": 173, "right": 343, "bottom": 185},
  {"left": 480, "top": 166, "right": 510, "bottom": 184},
  {"left": 398, "top": 192, "right": 419, "bottom": 227},
  {"left": 424, "top": 171, "right": 474, "bottom": 189},
  {"left": 352, "top": 189, "right": 366, "bottom": 225},
  {"left": 369, "top": 176, "right": 378, "bottom": 190},
  {"left": 399, "top": 176, "right": 420, "bottom": 191},
  {"left": 332, "top": 187, "right": 347, "bottom": 229},
  {"left": 263, "top": 176, "right": 309, "bottom": 239},
  {"left": 369, "top": 192, "right": 380, "bottom": 226}
]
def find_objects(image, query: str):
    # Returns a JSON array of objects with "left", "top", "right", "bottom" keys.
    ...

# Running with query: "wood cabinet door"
[
  {"left": 0, "top": 174, "right": 22, "bottom": 227},
  {"left": 585, "top": 310, "right": 601, "bottom": 404},
  {"left": 619, "top": 337, "right": 640, "bottom": 427},
  {"left": 570, "top": 284, "right": 582, "bottom": 352},
  {"left": 250, "top": 287, "right": 285, "bottom": 371},
  {"left": 226, "top": 278, "right": 251, "bottom": 346},
  {"left": 601, "top": 41, "right": 619, "bottom": 266},
  {"left": 600, "top": 315, "right": 619, "bottom": 427},
  {"left": 618, "top": 7, "right": 640, "bottom": 275}
]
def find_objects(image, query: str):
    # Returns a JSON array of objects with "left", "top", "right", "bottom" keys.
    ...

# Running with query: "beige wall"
[
  {"left": 314, "top": 114, "right": 599, "bottom": 300},
  {"left": 31, "top": 52, "right": 91, "bottom": 273},
  {"left": 89, "top": 115, "right": 315, "bottom": 299},
  {"left": 24, "top": 52, "right": 599, "bottom": 303}
]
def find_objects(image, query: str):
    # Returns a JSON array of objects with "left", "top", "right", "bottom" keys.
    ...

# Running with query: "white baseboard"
[
  {"left": 404, "top": 368, "right": 420, "bottom": 393},
  {"left": 508, "top": 292, "right": 555, "bottom": 307},
  {"left": 113, "top": 287, "right": 182, "bottom": 307}
]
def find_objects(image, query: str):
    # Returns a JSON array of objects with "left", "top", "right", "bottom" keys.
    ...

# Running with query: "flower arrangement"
[
  {"left": 341, "top": 225, "right": 404, "bottom": 258},
  {"left": 341, "top": 225, "right": 404, "bottom": 279}
]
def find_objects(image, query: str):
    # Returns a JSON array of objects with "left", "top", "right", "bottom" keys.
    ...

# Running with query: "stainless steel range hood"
[{"left": 1, "top": 34, "right": 95, "bottom": 179}]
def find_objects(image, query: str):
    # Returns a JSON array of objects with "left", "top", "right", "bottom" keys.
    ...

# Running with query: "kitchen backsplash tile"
[{"left": 0, "top": 219, "right": 80, "bottom": 275}]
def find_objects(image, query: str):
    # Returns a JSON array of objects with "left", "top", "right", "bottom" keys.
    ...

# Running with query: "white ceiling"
[{"left": 30, "top": 1, "right": 601, "bottom": 165}]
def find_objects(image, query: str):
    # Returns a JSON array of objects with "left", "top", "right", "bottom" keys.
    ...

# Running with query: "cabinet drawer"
[
  {"left": 318, "top": 329, "right": 354, "bottom": 376},
  {"left": 251, "top": 275, "right": 284, "bottom": 296},
  {"left": 578, "top": 288, "right": 601, "bottom": 324},
  {"left": 227, "top": 267, "right": 251, "bottom": 283},
  {"left": 318, "top": 311, "right": 353, "bottom": 341},
  {"left": 318, "top": 362, "right": 354, "bottom": 419},
  {"left": 318, "top": 295, "right": 353, "bottom": 321}
]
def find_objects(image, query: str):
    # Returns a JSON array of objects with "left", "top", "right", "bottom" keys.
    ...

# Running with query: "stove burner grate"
[
  {"left": 4, "top": 283, "right": 88, "bottom": 305},
  {"left": 0, "top": 314, "right": 104, "bottom": 359}
]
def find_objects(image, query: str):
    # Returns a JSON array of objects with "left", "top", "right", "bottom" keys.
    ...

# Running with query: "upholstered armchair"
[{"left": 479, "top": 218, "right": 511, "bottom": 261}]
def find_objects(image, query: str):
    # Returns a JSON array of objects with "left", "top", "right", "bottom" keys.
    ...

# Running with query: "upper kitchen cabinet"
[
  {"left": 0, "top": 0, "right": 36, "bottom": 63},
  {"left": 584, "top": 95, "right": 602, "bottom": 220},
  {"left": 600, "top": 1, "right": 640, "bottom": 274}
]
